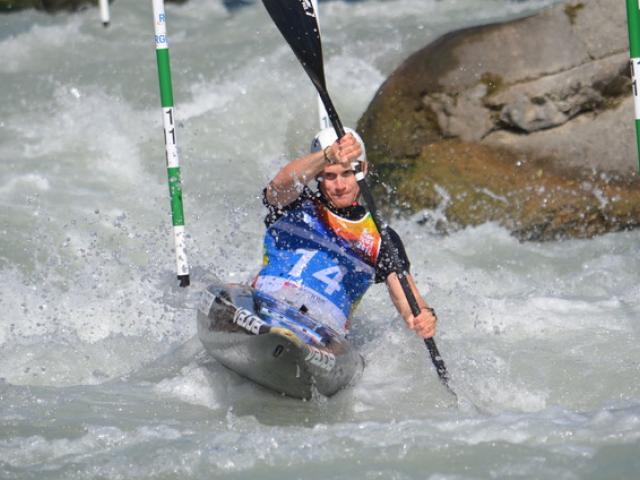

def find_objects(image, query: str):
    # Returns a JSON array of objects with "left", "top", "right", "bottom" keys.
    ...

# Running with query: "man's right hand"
[{"left": 324, "top": 133, "right": 362, "bottom": 168}]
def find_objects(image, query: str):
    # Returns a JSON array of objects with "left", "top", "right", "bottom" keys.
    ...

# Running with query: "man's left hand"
[{"left": 405, "top": 307, "right": 437, "bottom": 338}]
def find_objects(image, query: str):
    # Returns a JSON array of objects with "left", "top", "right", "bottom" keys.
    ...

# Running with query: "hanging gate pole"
[
  {"left": 99, "top": 0, "right": 110, "bottom": 27},
  {"left": 151, "top": 0, "right": 190, "bottom": 287},
  {"left": 626, "top": 0, "right": 640, "bottom": 171}
]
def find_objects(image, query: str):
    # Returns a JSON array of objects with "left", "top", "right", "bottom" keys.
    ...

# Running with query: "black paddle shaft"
[
  {"left": 261, "top": 0, "right": 454, "bottom": 395},
  {"left": 358, "top": 158, "right": 452, "bottom": 391}
]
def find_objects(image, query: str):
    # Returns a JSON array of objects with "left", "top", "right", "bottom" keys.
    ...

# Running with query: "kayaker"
[{"left": 253, "top": 127, "right": 437, "bottom": 339}]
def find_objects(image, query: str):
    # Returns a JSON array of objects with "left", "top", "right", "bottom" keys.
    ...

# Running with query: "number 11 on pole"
[{"left": 152, "top": 0, "right": 190, "bottom": 287}]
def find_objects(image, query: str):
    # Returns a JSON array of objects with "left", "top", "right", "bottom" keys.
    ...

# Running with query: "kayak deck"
[{"left": 197, "top": 283, "right": 364, "bottom": 399}]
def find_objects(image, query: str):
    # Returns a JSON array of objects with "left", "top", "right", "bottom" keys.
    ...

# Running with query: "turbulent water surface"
[{"left": 2, "top": 0, "right": 640, "bottom": 478}]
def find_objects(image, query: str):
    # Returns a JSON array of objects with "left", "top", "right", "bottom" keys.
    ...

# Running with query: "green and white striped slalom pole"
[
  {"left": 152, "top": 0, "right": 190, "bottom": 287},
  {"left": 626, "top": 0, "right": 640, "bottom": 171}
]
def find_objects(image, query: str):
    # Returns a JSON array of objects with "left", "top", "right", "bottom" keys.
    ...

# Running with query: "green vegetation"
[
  {"left": 373, "top": 139, "right": 640, "bottom": 241},
  {"left": 480, "top": 72, "right": 504, "bottom": 97},
  {"left": 564, "top": 2, "right": 585, "bottom": 25}
]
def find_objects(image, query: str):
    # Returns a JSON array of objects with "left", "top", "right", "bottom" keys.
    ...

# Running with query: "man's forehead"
[{"left": 323, "top": 165, "right": 355, "bottom": 174}]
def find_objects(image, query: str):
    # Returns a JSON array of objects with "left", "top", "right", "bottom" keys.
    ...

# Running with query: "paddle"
[{"left": 261, "top": 0, "right": 456, "bottom": 398}]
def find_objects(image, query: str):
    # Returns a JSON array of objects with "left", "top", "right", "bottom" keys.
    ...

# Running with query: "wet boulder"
[{"left": 359, "top": 0, "right": 640, "bottom": 241}]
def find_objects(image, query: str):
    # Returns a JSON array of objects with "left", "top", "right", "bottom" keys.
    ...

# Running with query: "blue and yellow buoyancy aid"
[{"left": 253, "top": 198, "right": 382, "bottom": 334}]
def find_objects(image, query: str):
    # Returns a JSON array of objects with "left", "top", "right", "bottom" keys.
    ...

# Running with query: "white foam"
[
  {"left": 154, "top": 363, "right": 220, "bottom": 409},
  {"left": 0, "top": 1, "right": 638, "bottom": 477},
  {"left": 1, "top": 424, "right": 182, "bottom": 469},
  {"left": 0, "top": 19, "right": 87, "bottom": 74},
  {"left": 0, "top": 173, "right": 51, "bottom": 193}
]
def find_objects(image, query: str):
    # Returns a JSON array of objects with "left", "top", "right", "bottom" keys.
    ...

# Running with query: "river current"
[{"left": 1, "top": 0, "right": 639, "bottom": 478}]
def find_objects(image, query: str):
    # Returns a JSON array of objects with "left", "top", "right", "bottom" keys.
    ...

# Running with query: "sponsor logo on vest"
[
  {"left": 305, "top": 346, "right": 336, "bottom": 371},
  {"left": 233, "top": 308, "right": 266, "bottom": 335},
  {"left": 358, "top": 228, "right": 376, "bottom": 258}
]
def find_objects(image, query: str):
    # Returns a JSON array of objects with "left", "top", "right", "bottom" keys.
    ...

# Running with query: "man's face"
[{"left": 319, "top": 163, "right": 360, "bottom": 209}]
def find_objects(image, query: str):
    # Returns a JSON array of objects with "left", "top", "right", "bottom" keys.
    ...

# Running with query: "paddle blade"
[
  {"left": 424, "top": 337, "right": 457, "bottom": 399},
  {"left": 262, "top": 0, "right": 345, "bottom": 137},
  {"left": 262, "top": 0, "right": 326, "bottom": 91}
]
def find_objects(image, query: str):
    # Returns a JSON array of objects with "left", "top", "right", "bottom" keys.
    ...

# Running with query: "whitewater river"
[{"left": 2, "top": 0, "right": 639, "bottom": 478}]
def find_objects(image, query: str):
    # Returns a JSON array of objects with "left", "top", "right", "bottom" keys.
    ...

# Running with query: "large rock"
[{"left": 359, "top": 0, "right": 640, "bottom": 240}]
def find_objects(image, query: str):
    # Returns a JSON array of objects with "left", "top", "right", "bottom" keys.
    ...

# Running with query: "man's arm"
[
  {"left": 265, "top": 150, "right": 327, "bottom": 207},
  {"left": 386, "top": 272, "right": 437, "bottom": 338}
]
